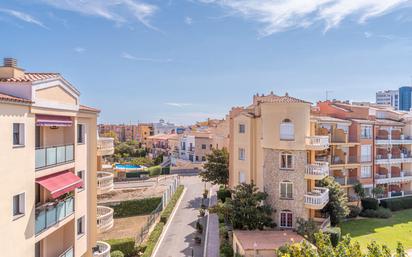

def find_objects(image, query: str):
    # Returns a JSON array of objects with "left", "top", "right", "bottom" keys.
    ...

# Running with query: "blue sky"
[{"left": 1, "top": 0, "right": 412, "bottom": 124}]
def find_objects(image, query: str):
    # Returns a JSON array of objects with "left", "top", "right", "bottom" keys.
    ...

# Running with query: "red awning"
[
  {"left": 36, "top": 114, "right": 73, "bottom": 127},
  {"left": 36, "top": 171, "right": 83, "bottom": 198}
]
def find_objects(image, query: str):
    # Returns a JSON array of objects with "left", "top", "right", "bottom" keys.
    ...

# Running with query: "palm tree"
[{"left": 353, "top": 182, "right": 365, "bottom": 207}]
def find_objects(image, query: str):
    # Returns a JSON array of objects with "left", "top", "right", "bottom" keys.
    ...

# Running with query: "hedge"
[
  {"left": 111, "top": 250, "right": 124, "bottom": 257},
  {"left": 324, "top": 227, "right": 341, "bottom": 247},
  {"left": 346, "top": 205, "right": 361, "bottom": 218},
  {"left": 217, "top": 188, "right": 231, "bottom": 203},
  {"left": 141, "top": 222, "right": 165, "bottom": 257},
  {"left": 361, "top": 197, "right": 379, "bottom": 210},
  {"left": 105, "top": 238, "right": 136, "bottom": 257},
  {"left": 111, "top": 197, "right": 162, "bottom": 218},
  {"left": 162, "top": 166, "right": 171, "bottom": 175},
  {"left": 380, "top": 196, "right": 412, "bottom": 211},
  {"left": 160, "top": 185, "right": 184, "bottom": 223},
  {"left": 148, "top": 165, "right": 162, "bottom": 176},
  {"left": 359, "top": 207, "right": 392, "bottom": 219}
]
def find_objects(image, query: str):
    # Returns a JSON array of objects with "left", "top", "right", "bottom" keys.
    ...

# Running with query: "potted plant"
[
  {"left": 199, "top": 209, "right": 205, "bottom": 217},
  {"left": 194, "top": 236, "right": 201, "bottom": 244},
  {"left": 196, "top": 221, "right": 203, "bottom": 234}
]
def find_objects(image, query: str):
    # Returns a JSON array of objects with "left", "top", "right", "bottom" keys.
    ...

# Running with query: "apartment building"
[
  {"left": 98, "top": 124, "right": 138, "bottom": 142},
  {"left": 376, "top": 90, "right": 399, "bottom": 110},
  {"left": 229, "top": 93, "right": 330, "bottom": 229},
  {"left": 152, "top": 119, "right": 177, "bottom": 135},
  {"left": 137, "top": 123, "right": 154, "bottom": 145},
  {"left": 179, "top": 132, "right": 214, "bottom": 163},
  {"left": 0, "top": 58, "right": 109, "bottom": 257}
]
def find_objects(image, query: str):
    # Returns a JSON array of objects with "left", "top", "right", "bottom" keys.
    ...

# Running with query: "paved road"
[{"left": 154, "top": 176, "right": 206, "bottom": 257}]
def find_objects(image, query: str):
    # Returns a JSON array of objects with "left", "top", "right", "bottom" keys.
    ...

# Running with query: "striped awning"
[
  {"left": 36, "top": 114, "right": 72, "bottom": 127},
  {"left": 36, "top": 171, "right": 83, "bottom": 198}
]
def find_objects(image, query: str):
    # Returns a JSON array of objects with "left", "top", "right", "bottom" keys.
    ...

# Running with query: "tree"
[
  {"left": 210, "top": 182, "right": 275, "bottom": 230},
  {"left": 372, "top": 186, "right": 385, "bottom": 198},
  {"left": 296, "top": 218, "right": 318, "bottom": 243},
  {"left": 319, "top": 177, "right": 349, "bottom": 226},
  {"left": 102, "top": 130, "right": 118, "bottom": 141},
  {"left": 200, "top": 148, "right": 229, "bottom": 186},
  {"left": 353, "top": 182, "right": 366, "bottom": 207}
]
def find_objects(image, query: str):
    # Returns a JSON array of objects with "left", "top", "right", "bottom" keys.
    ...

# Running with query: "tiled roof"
[
  {"left": 0, "top": 92, "right": 31, "bottom": 103},
  {"left": 0, "top": 73, "right": 60, "bottom": 82},
  {"left": 79, "top": 104, "right": 100, "bottom": 112},
  {"left": 311, "top": 115, "right": 351, "bottom": 124},
  {"left": 256, "top": 93, "right": 311, "bottom": 104}
]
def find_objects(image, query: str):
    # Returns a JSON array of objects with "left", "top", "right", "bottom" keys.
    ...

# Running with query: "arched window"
[
  {"left": 280, "top": 119, "right": 294, "bottom": 140},
  {"left": 280, "top": 152, "right": 293, "bottom": 169},
  {"left": 280, "top": 181, "right": 293, "bottom": 199},
  {"left": 280, "top": 210, "right": 293, "bottom": 228}
]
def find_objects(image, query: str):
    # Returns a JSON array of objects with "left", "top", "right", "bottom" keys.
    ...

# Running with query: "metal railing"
[
  {"left": 35, "top": 144, "right": 74, "bottom": 170},
  {"left": 35, "top": 196, "right": 74, "bottom": 235}
]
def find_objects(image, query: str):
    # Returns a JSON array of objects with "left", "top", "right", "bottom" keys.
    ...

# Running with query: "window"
[
  {"left": 210, "top": 144, "right": 213, "bottom": 150},
  {"left": 202, "top": 144, "right": 206, "bottom": 149},
  {"left": 182, "top": 142, "right": 186, "bottom": 150},
  {"left": 196, "top": 156, "right": 199, "bottom": 161},
  {"left": 360, "top": 125, "right": 372, "bottom": 139},
  {"left": 361, "top": 145, "right": 372, "bottom": 162},
  {"left": 202, "top": 156, "right": 206, "bottom": 162},
  {"left": 77, "top": 124, "right": 85, "bottom": 144},
  {"left": 239, "top": 124, "right": 245, "bottom": 134},
  {"left": 239, "top": 171, "right": 245, "bottom": 183},
  {"left": 280, "top": 211, "right": 293, "bottom": 228},
  {"left": 280, "top": 181, "right": 293, "bottom": 199},
  {"left": 238, "top": 148, "right": 245, "bottom": 160},
  {"left": 13, "top": 123, "right": 25, "bottom": 146},
  {"left": 77, "top": 170, "right": 85, "bottom": 191},
  {"left": 280, "top": 152, "right": 293, "bottom": 169},
  {"left": 361, "top": 166, "right": 372, "bottom": 178},
  {"left": 77, "top": 216, "right": 85, "bottom": 236},
  {"left": 13, "top": 192, "right": 25, "bottom": 218},
  {"left": 280, "top": 119, "right": 294, "bottom": 140},
  {"left": 189, "top": 143, "right": 193, "bottom": 151}
]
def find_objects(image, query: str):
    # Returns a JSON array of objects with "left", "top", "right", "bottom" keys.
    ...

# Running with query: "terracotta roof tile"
[
  {"left": 0, "top": 72, "right": 60, "bottom": 82},
  {"left": 0, "top": 92, "right": 31, "bottom": 104},
  {"left": 256, "top": 93, "right": 311, "bottom": 104},
  {"left": 79, "top": 104, "right": 100, "bottom": 112}
]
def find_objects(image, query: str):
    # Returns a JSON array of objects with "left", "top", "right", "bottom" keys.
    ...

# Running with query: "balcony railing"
[
  {"left": 375, "top": 171, "right": 412, "bottom": 184},
  {"left": 305, "top": 161, "right": 329, "bottom": 179},
  {"left": 306, "top": 136, "right": 329, "bottom": 150},
  {"left": 35, "top": 196, "right": 74, "bottom": 235},
  {"left": 335, "top": 177, "right": 358, "bottom": 186},
  {"left": 376, "top": 135, "right": 412, "bottom": 145},
  {"left": 97, "top": 172, "right": 114, "bottom": 195},
  {"left": 97, "top": 206, "right": 114, "bottom": 233},
  {"left": 304, "top": 187, "right": 329, "bottom": 209},
  {"left": 59, "top": 247, "right": 74, "bottom": 257},
  {"left": 378, "top": 191, "right": 412, "bottom": 200},
  {"left": 97, "top": 137, "right": 114, "bottom": 156},
  {"left": 375, "top": 153, "right": 412, "bottom": 164},
  {"left": 35, "top": 144, "right": 74, "bottom": 170},
  {"left": 93, "top": 241, "right": 111, "bottom": 257}
]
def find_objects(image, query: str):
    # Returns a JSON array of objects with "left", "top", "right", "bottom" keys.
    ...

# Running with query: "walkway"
[
  {"left": 153, "top": 175, "right": 206, "bottom": 257},
  {"left": 204, "top": 185, "right": 220, "bottom": 257}
]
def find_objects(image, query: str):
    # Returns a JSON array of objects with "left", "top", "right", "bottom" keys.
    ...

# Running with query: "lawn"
[{"left": 340, "top": 208, "right": 412, "bottom": 252}]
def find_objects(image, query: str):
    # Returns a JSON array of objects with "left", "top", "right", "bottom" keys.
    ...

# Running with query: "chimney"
[{"left": 0, "top": 57, "right": 25, "bottom": 79}]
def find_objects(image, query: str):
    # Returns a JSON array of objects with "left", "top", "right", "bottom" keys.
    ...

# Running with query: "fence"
[{"left": 135, "top": 175, "right": 180, "bottom": 245}]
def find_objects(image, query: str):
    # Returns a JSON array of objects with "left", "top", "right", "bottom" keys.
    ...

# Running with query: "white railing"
[
  {"left": 375, "top": 172, "right": 412, "bottom": 184},
  {"left": 93, "top": 241, "right": 111, "bottom": 257},
  {"left": 304, "top": 187, "right": 329, "bottom": 208},
  {"left": 97, "top": 206, "right": 114, "bottom": 233},
  {"left": 305, "top": 136, "right": 329, "bottom": 149},
  {"left": 97, "top": 172, "right": 114, "bottom": 194},
  {"left": 375, "top": 153, "right": 412, "bottom": 164},
  {"left": 97, "top": 137, "right": 115, "bottom": 156},
  {"left": 305, "top": 161, "right": 329, "bottom": 178}
]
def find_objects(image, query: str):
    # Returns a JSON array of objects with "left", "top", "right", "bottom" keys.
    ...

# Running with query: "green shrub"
[
  {"left": 217, "top": 188, "right": 231, "bottom": 203},
  {"left": 161, "top": 166, "right": 170, "bottom": 175},
  {"left": 361, "top": 197, "right": 379, "bottom": 210},
  {"left": 148, "top": 165, "right": 162, "bottom": 176},
  {"left": 110, "top": 250, "right": 124, "bottom": 257},
  {"left": 381, "top": 196, "right": 412, "bottom": 211},
  {"left": 324, "top": 227, "right": 341, "bottom": 247},
  {"left": 111, "top": 197, "right": 162, "bottom": 218},
  {"left": 359, "top": 207, "right": 392, "bottom": 218},
  {"left": 220, "top": 242, "right": 234, "bottom": 257},
  {"left": 105, "top": 238, "right": 136, "bottom": 257},
  {"left": 160, "top": 185, "right": 184, "bottom": 223},
  {"left": 141, "top": 222, "right": 165, "bottom": 257},
  {"left": 346, "top": 205, "right": 361, "bottom": 218}
]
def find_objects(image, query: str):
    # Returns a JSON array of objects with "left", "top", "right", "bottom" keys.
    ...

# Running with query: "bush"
[
  {"left": 162, "top": 166, "right": 170, "bottom": 175},
  {"left": 105, "top": 238, "right": 136, "bottom": 257},
  {"left": 359, "top": 207, "right": 392, "bottom": 219},
  {"left": 196, "top": 221, "right": 203, "bottom": 233},
  {"left": 148, "top": 165, "right": 162, "bottom": 176},
  {"left": 324, "top": 227, "right": 341, "bottom": 247},
  {"left": 160, "top": 185, "right": 184, "bottom": 223},
  {"left": 361, "top": 197, "right": 379, "bottom": 210},
  {"left": 110, "top": 250, "right": 124, "bottom": 257},
  {"left": 217, "top": 188, "right": 231, "bottom": 203},
  {"left": 111, "top": 197, "right": 162, "bottom": 218},
  {"left": 141, "top": 222, "right": 164, "bottom": 257},
  {"left": 381, "top": 196, "right": 412, "bottom": 211},
  {"left": 220, "top": 242, "right": 234, "bottom": 257},
  {"left": 346, "top": 205, "right": 361, "bottom": 218}
]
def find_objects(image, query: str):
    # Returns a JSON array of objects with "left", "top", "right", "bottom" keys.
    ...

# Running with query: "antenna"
[{"left": 326, "top": 90, "right": 333, "bottom": 101}]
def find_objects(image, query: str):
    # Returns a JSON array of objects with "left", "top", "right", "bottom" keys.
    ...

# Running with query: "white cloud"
[
  {"left": 74, "top": 47, "right": 86, "bottom": 53},
  {"left": 364, "top": 31, "right": 372, "bottom": 38},
  {"left": 41, "top": 0, "right": 157, "bottom": 29},
  {"left": 165, "top": 102, "right": 193, "bottom": 108},
  {"left": 200, "top": 0, "right": 412, "bottom": 36},
  {"left": 185, "top": 16, "right": 193, "bottom": 25},
  {"left": 0, "top": 8, "right": 48, "bottom": 29},
  {"left": 121, "top": 52, "right": 172, "bottom": 62}
]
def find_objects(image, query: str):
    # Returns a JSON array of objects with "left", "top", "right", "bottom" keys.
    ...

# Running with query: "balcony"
[
  {"left": 97, "top": 206, "right": 114, "bottom": 233},
  {"left": 35, "top": 196, "right": 74, "bottom": 235},
  {"left": 375, "top": 171, "right": 412, "bottom": 185},
  {"left": 304, "top": 187, "right": 329, "bottom": 209},
  {"left": 335, "top": 177, "right": 358, "bottom": 186},
  {"left": 59, "top": 247, "right": 74, "bottom": 257},
  {"left": 306, "top": 136, "right": 329, "bottom": 150},
  {"left": 378, "top": 191, "right": 412, "bottom": 200},
  {"left": 97, "top": 172, "right": 114, "bottom": 194},
  {"left": 375, "top": 153, "right": 412, "bottom": 165},
  {"left": 305, "top": 161, "right": 329, "bottom": 180},
  {"left": 97, "top": 137, "right": 115, "bottom": 156},
  {"left": 376, "top": 135, "right": 412, "bottom": 145},
  {"left": 35, "top": 144, "right": 74, "bottom": 170},
  {"left": 93, "top": 241, "right": 111, "bottom": 257}
]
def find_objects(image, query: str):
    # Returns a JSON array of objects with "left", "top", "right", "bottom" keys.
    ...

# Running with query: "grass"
[{"left": 340, "top": 208, "right": 412, "bottom": 252}]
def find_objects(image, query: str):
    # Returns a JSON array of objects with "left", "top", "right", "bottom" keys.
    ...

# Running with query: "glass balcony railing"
[
  {"left": 35, "top": 196, "right": 74, "bottom": 235},
  {"left": 35, "top": 144, "right": 74, "bottom": 170},
  {"left": 59, "top": 247, "right": 74, "bottom": 257}
]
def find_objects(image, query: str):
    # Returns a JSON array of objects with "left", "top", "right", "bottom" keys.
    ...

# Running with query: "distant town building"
[
  {"left": 137, "top": 123, "right": 154, "bottom": 145},
  {"left": 376, "top": 89, "right": 399, "bottom": 110},
  {"left": 152, "top": 119, "right": 177, "bottom": 135},
  {"left": 98, "top": 124, "right": 139, "bottom": 142},
  {"left": 399, "top": 86, "right": 412, "bottom": 111}
]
